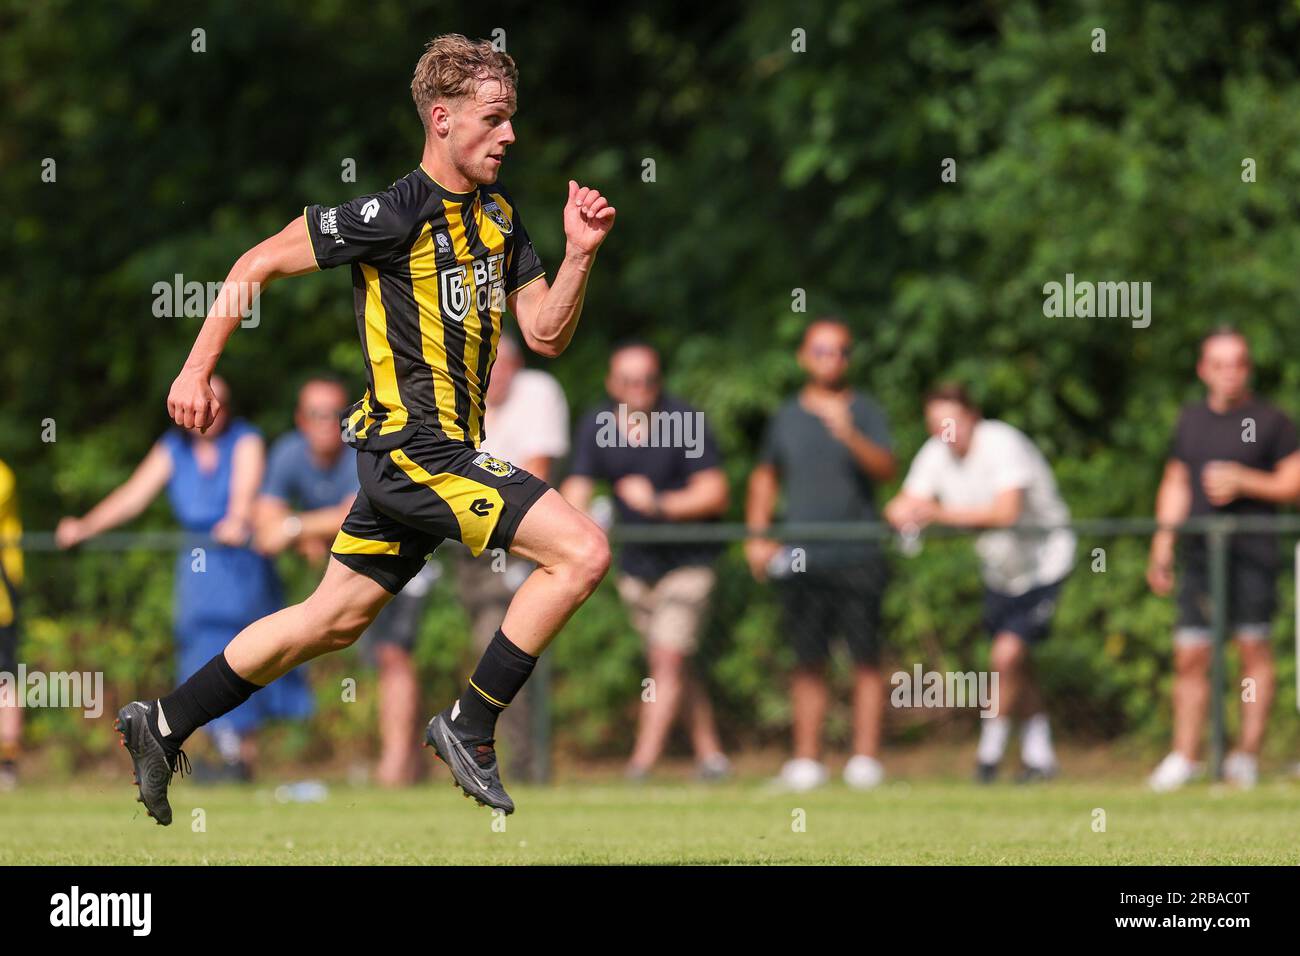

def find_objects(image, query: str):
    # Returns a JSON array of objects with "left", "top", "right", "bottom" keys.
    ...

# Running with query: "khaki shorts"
[{"left": 616, "top": 565, "right": 716, "bottom": 655}]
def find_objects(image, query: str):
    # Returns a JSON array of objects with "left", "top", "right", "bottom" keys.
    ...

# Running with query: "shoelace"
[
  {"left": 468, "top": 738, "right": 497, "bottom": 770},
  {"left": 169, "top": 749, "right": 192, "bottom": 779}
]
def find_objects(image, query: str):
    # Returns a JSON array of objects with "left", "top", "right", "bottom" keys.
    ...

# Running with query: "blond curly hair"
[{"left": 411, "top": 34, "right": 518, "bottom": 134}]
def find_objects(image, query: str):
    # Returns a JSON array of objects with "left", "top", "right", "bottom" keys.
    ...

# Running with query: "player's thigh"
[
  {"left": 302, "top": 554, "right": 398, "bottom": 637},
  {"left": 508, "top": 487, "right": 610, "bottom": 574},
  {"left": 333, "top": 478, "right": 442, "bottom": 596}
]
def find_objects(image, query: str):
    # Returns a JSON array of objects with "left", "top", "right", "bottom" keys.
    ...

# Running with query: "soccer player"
[
  {"left": 1146, "top": 327, "right": 1300, "bottom": 791},
  {"left": 884, "top": 383, "right": 1075, "bottom": 782},
  {"left": 115, "top": 34, "right": 615, "bottom": 823}
]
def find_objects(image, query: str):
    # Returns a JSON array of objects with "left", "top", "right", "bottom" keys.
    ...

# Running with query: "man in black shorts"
[
  {"left": 116, "top": 34, "right": 616, "bottom": 824},
  {"left": 885, "top": 383, "right": 1076, "bottom": 783},
  {"left": 1147, "top": 327, "right": 1300, "bottom": 791},
  {"left": 746, "top": 319, "right": 897, "bottom": 791}
]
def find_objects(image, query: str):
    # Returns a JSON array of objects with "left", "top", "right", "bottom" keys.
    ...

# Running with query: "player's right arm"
[
  {"left": 168, "top": 218, "right": 319, "bottom": 432},
  {"left": 1148, "top": 457, "right": 1191, "bottom": 596}
]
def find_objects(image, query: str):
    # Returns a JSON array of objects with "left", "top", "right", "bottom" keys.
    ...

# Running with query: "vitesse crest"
[
  {"left": 472, "top": 451, "right": 515, "bottom": 478},
  {"left": 483, "top": 201, "right": 513, "bottom": 235}
]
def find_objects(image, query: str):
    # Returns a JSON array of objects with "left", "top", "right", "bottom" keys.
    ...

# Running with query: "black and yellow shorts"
[{"left": 331, "top": 433, "right": 550, "bottom": 594}]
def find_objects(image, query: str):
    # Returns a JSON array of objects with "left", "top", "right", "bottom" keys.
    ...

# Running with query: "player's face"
[
  {"left": 447, "top": 80, "right": 517, "bottom": 186},
  {"left": 1197, "top": 334, "right": 1251, "bottom": 403},
  {"left": 606, "top": 348, "right": 661, "bottom": 413},
  {"left": 925, "top": 399, "right": 976, "bottom": 456},
  {"left": 296, "top": 382, "right": 348, "bottom": 457},
  {"left": 798, "top": 325, "right": 851, "bottom": 388}
]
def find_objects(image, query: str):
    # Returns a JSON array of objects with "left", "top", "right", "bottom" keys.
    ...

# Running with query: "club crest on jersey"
[
  {"left": 472, "top": 452, "right": 515, "bottom": 478},
  {"left": 483, "top": 201, "right": 513, "bottom": 235}
]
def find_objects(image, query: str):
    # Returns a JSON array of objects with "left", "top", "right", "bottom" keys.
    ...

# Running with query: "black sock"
[
  {"left": 450, "top": 628, "right": 537, "bottom": 738},
  {"left": 154, "top": 653, "right": 262, "bottom": 749}
]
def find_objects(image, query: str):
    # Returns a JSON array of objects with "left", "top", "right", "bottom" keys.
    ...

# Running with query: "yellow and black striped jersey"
[
  {"left": 0, "top": 459, "right": 22, "bottom": 628},
  {"left": 305, "top": 165, "right": 546, "bottom": 451}
]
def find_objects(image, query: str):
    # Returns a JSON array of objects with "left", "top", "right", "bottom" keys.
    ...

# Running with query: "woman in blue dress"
[{"left": 57, "top": 376, "right": 312, "bottom": 778}]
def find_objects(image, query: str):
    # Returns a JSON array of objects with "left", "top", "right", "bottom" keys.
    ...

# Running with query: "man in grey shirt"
[{"left": 746, "top": 318, "right": 896, "bottom": 791}]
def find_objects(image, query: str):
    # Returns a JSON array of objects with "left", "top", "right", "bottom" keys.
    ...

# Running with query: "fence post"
[
  {"left": 531, "top": 653, "right": 552, "bottom": 784},
  {"left": 1207, "top": 519, "right": 1230, "bottom": 782}
]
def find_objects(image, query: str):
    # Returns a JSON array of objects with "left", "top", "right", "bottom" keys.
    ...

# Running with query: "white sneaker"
[
  {"left": 1148, "top": 752, "right": 1201, "bottom": 792},
  {"left": 843, "top": 754, "right": 885, "bottom": 790},
  {"left": 1223, "top": 751, "right": 1258, "bottom": 789},
  {"left": 777, "top": 758, "right": 829, "bottom": 792}
]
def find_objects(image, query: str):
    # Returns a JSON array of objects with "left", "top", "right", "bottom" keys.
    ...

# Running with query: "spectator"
[
  {"left": 747, "top": 318, "right": 896, "bottom": 791},
  {"left": 254, "top": 375, "right": 433, "bottom": 788},
  {"left": 1146, "top": 327, "right": 1300, "bottom": 791},
  {"left": 0, "top": 458, "right": 22, "bottom": 790},
  {"left": 56, "top": 376, "right": 311, "bottom": 779},
  {"left": 561, "top": 341, "right": 730, "bottom": 781},
  {"left": 454, "top": 335, "right": 569, "bottom": 782},
  {"left": 884, "top": 382, "right": 1075, "bottom": 782}
]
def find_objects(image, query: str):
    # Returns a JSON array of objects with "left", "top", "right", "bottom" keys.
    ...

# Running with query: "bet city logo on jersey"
[{"left": 439, "top": 252, "right": 507, "bottom": 323}]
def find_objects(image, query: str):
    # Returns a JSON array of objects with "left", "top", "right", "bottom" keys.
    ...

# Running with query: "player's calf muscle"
[{"left": 226, "top": 561, "right": 391, "bottom": 681}]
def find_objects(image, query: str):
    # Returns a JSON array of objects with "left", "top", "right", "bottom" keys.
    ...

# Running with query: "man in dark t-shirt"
[
  {"left": 1147, "top": 327, "right": 1300, "bottom": 792},
  {"left": 746, "top": 318, "right": 896, "bottom": 792},
  {"left": 561, "top": 342, "right": 730, "bottom": 781}
]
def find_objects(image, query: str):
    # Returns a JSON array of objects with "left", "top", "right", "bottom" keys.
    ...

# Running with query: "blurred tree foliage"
[{"left": 3, "top": 0, "right": 1300, "bottom": 768}]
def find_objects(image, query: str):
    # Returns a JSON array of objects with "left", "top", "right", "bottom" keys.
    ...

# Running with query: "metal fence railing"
[
  {"left": 610, "top": 514, "right": 1300, "bottom": 780},
  {"left": 9, "top": 513, "right": 1300, "bottom": 781}
]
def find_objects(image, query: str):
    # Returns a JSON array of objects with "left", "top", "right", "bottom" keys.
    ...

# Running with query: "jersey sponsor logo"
[
  {"left": 440, "top": 254, "right": 508, "bottom": 322},
  {"left": 471, "top": 452, "right": 515, "bottom": 478},
  {"left": 472, "top": 253, "right": 507, "bottom": 315},
  {"left": 440, "top": 266, "right": 471, "bottom": 322},
  {"left": 469, "top": 497, "right": 495, "bottom": 517},
  {"left": 360, "top": 198, "right": 380, "bottom": 223},
  {"left": 435, "top": 232, "right": 451, "bottom": 255},
  {"left": 483, "top": 200, "right": 513, "bottom": 235},
  {"left": 320, "top": 207, "right": 344, "bottom": 245}
]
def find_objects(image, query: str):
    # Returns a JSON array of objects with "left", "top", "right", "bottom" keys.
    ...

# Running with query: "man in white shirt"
[
  {"left": 456, "top": 335, "right": 569, "bottom": 781},
  {"left": 884, "top": 383, "right": 1075, "bottom": 781}
]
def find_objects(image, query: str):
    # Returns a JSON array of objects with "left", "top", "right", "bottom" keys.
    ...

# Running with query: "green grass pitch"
[{"left": 2, "top": 776, "right": 1297, "bottom": 864}]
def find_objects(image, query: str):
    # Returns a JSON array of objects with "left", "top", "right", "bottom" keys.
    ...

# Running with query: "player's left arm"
[{"left": 509, "top": 180, "right": 615, "bottom": 358}]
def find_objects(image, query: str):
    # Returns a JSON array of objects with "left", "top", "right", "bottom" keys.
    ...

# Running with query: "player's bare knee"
[{"left": 572, "top": 525, "right": 611, "bottom": 594}]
